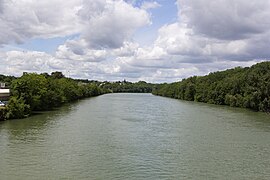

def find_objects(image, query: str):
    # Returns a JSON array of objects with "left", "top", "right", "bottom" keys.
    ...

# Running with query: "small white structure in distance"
[
  {"left": 0, "top": 83, "right": 5, "bottom": 88},
  {"left": 0, "top": 89, "right": 10, "bottom": 101}
]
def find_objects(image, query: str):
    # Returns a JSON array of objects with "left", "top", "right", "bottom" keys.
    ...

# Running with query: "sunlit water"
[{"left": 1, "top": 93, "right": 270, "bottom": 179}]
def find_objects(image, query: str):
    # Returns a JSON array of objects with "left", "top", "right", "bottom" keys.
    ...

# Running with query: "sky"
[{"left": 0, "top": 0, "right": 270, "bottom": 83}]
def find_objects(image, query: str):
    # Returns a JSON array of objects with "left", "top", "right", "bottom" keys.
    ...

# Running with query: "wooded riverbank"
[
  {"left": 0, "top": 72, "right": 155, "bottom": 120},
  {"left": 1, "top": 61, "right": 270, "bottom": 120},
  {"left": 153, "top": 61, "right": 270, "bottom": 113}
]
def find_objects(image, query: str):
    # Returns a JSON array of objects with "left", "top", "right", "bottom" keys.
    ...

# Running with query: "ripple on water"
[{"left": 1, "top": 93, "right": 270, "bottom": 179}]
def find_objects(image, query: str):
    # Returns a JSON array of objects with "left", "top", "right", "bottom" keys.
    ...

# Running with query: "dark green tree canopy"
[
  {"left": 51, "top": 71, "right": 65, "bottom": 79},
  {"left": 153, "top": 61, "right": 270, "bottom": 112}
]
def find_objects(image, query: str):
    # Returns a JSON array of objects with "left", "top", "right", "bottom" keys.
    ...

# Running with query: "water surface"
[{"left": 1, "top": 93, "right": 270, "bottom": 179}]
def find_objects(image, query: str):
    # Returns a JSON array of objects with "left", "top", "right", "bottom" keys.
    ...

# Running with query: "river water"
[{"left": 1, "top": 93, "right": 270, "bottom": 179}]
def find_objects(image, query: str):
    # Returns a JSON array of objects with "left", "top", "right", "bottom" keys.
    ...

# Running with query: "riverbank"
[
  {"left": 152, "top": 61, "right": 270, "bottom": 113},
  {"left": 0, "top": 72, "right": 156, "bottom": 121},
  {"left": 1, "top": 61, "right": 270, "bottom": 120},
  {"left": 0, "top": 72, "right": 109, "bottom": 120},
  {"left": 0, "top": 107, "right": 7, "bottom": 120}
]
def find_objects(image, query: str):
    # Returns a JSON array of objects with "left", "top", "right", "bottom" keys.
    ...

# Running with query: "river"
[{"left": 1, "top": 93, "right": 270, "bottom": 179}]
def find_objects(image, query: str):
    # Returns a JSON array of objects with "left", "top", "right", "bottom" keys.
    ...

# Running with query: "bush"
[
  {"left": 6, "top": 96, "right": 30, "bottom": 119},
  {"left": 0, "top": 107, "right": 7, "bottom": 121}
]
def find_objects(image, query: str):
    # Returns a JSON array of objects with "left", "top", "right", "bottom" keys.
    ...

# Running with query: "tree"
[
  {"left": 51, "top": 71, "right": 65, "bottom": 79},
  {"left": 6, "top": 96, "right": 30, "bottom": 119},
  {"left": 11, "top": 73, "right": 48, "bottom": 110},
  {"left": 153, "top": 61, "right": 270, "bottom": 112}
]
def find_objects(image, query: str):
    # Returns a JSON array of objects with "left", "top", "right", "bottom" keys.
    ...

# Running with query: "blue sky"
[
  {"left": 0, "top": 0, "right": 269, "bottom": 82},
  {"left": 4, "top": 37, "right": 70, "bottom": 54},
  {"left": 134, "top": 0, "right": 178, "bottom": 46}
]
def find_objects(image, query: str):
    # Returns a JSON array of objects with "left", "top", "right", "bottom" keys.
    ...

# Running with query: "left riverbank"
[
  {"left": 0, "top": 107, "right": 7, "bottom": 120},
  {"left": 0, "top": 72, "right": 156, "bottom": 121},
  {"left": 0, "top": 72, "right": 109, "bottom": 121}
]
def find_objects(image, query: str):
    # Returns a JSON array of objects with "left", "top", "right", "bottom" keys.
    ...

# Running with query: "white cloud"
[
  {"left": 79, "top": 0, "right": 150, "bottom": 49},
  {"left": 155, "top": 23, "right": 204, "bottom": 56},
  {"left": 56, "top": 39, "right": 108, "bottom": 62},
  {"left": 141, "top": 1, "right": 160, "bottom": 10},
  {"left": 3, "top": 51, "right": 53, "bottom": 76},
  {"left": 145, "top": 0, "right": 270, "bottom": 64},
  {"left": 136, "top": 46, "right": 166, "bottom": 60},
  {"left": 178, "top": 0, "right": 270, "bottom": 40},
  {"left": 0, "top": 0, "right": 82, "bottom": 45},
  {"left": 0, "top": 0, "right": 150, "bottom": 49},
  {"left": 113, "top": 41, "right": 139, "bottom": 57},
  {"left": 1, "top": 0, "right": 270, "bottom": 82}
]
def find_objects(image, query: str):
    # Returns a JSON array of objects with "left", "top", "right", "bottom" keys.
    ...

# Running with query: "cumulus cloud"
[
  {"left": 148, "top": 0, "right": 270, "bottom": 64},
  {"left": 1, "top": 0, "right": 270, "bottom": 82},
  {"left": 2, "top": 51, "right": 53, "bottom": 76},
  {"left": 0, "top": 0, "right": 150, "bottom": 49},
  {"left": 0, "top": 0, "right": 82, "bottom": 45},
  {"left": 79, "top": 0, "right": 150, "bottom": 49},
  {"left": 55, "top": 39, "right": 108, "bottom": 62},
  {"left": 141, "top": 1, "right": 160, "bottom": 10},
  {"left": 115, "top": 0, "right": 270, "bottom": 81},
  {"left": 1, "top": 50, "right": 103, "bottom": 79},
  {"left": 178, "top": 0, "right": 270, "bottom": 40},
  {"left": 112, "top": 41, "right": 139, "bottom": 57}
]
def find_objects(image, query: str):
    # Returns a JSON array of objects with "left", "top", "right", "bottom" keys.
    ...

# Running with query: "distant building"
[
  {"left": 0, "top": 89, "right": 10, "bottom": 101},
  {"left": 0, "top": 83, "right": 5, "bottom": 89}
]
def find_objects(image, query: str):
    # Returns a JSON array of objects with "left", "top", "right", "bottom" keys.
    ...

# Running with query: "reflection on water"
[{"left": 1, "top": 94, "right": 270, "bottom": 179}]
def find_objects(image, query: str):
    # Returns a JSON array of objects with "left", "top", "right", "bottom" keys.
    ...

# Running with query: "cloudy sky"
[{"left": 0, "top": 0, "right": 269, "bottom": 82}]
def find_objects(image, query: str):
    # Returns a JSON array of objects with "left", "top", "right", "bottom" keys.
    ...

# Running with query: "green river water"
[{"left": 1, "top": 93, "right": 270, "bottom": 179}]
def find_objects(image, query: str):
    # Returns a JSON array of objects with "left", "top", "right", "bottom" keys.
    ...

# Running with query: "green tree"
[
  {"left": 51, "top": 71, "right": 65, "bottom": 79},
  {"left": 11, "top": 73, "right": 48, "bottom": 110},
  {"left": 153, "top": 61, "right": 270, "bottom": 112},
  {"left": 6, "top": 96, "right": 30, "bottom": 119}
]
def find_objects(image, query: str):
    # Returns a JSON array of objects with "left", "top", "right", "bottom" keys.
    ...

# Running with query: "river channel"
[{"left": 1, "top": 93, "right": 270, "bottom": 179}]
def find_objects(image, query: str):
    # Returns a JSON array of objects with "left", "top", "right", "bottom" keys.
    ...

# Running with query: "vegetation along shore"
[
  {"left": 153, "top": 61, "right": 270, "bottom": 113},
  {"left": 1, "top": 61, "right": 270, "bottom": 120},
  {"left": 0, "top": 72, "right": 154, "bottom": 120}
]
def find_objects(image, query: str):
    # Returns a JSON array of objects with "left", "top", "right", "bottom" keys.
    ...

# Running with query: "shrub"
[{"left": 6, "top": 96, "right": 30, "bottom": 119}]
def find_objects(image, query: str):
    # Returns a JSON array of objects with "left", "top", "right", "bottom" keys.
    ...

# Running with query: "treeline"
[
  {"left": 3, "top": 61, "right": 269, "bottom": 119},
  {"left": 0, "top": 74, "right": 16, "bottom": 87},
  {"left": 1, "top": 72, "right": 108, "bottom": 120},
  {"left": 71, "top": 79, "right": 154, "bottom": 93},
  {"left": 99, "top": 80, "right": 154, "bottom": 93},
  {"left": 153, "top": 61, "right": 270, "bottom": 112},
  {"left": 0, "top": 72, "right": 155, "bottom": 120}
]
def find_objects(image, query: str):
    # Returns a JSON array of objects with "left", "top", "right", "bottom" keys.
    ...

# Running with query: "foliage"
[
  {"left": 0, "top": 74, "right": 16, "bottom": 88},
  {"left": 6, "top": 96, "right": 30, "bottom": 119},
  {"left": 51, "top": 71, "right": 65, "bottom": 79},
  {"left": 11, "top": 73, "right": 49, "bottom": 111},
  {"left": 152, "top": 61, "right": 270, "bottom": 112},
  {"left": 6, "top": 72, "right": 107, "bottom": 119},
  {"left": 100, "top": 80, "right": 154, "bottom": 93},
  {"left": 0, "top": 107, "right": 7, "bottom": 121},
  {"left": 0, "top": 71, "right": 155, "bottom": 119}
]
